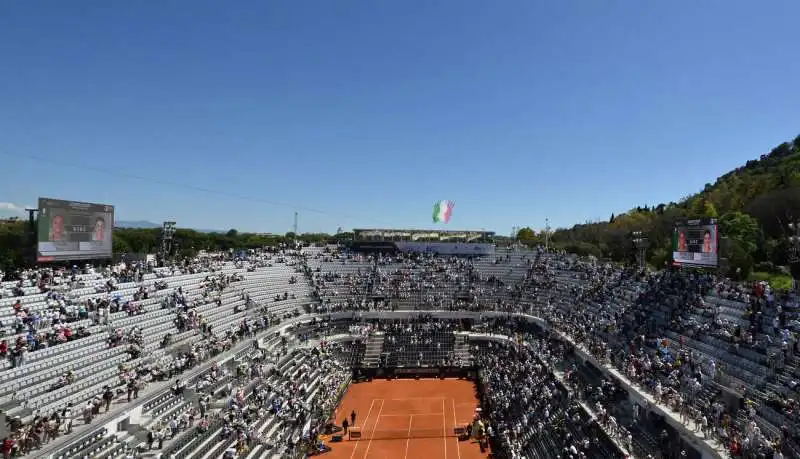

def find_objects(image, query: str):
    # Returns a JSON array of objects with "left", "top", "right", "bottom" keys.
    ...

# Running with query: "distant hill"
[
  {"left": 539, "top": 133, "right": 800, "bottom": 281},
  {"left": 115, "top": 220, "right": 160, "bottom": 229}
]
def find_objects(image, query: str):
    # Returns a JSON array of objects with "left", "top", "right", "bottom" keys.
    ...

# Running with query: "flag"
[{"left": 432, "top": 200, "right": 454, "bottom": 223}]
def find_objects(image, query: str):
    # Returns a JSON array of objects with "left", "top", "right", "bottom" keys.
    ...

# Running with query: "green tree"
[
  {"left": 516, "top": 227, "right": 540, "bottom": 246},
  {"left": 516, "top": 227, "right": 534, "bottom": 240},
  {"left": 112, "top": 236, "right": 133, "bottom": 255},
  {"left": 333, "top": 231, "right": 354, "bottom": 241},
  {"left": 747, "top": 187, "right": 800, "bottom": 238},
  {"left": 726, "top": 238, "right": 754, "bottom": 280},
  {"left": 563, "top": 241, "right": 603, "bottom": 259},
  {"left": 0, "top": 221, "right": 25, "bottom": 271},
  {"left": 691, "top": 197, "right": 718, "bottom": 218},
  {"left": 718, "top": 212, "right": 762, "bottom": 255},
  {"left": 649, "top": 247, "right": 671, "bottom": 269}
]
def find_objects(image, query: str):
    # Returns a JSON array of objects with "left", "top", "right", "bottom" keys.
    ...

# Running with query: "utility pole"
[{"left": 293, "top": 212, "right": 298, "bottom": 236}]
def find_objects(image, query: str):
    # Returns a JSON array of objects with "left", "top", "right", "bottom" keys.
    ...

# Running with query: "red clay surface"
[{"left": 323, "top": 379, "right": 490, "bottom": 459}]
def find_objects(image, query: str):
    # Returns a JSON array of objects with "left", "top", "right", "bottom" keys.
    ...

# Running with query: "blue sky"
[{"left": 1, "top": 1, "right": 799, "bottom": 234}]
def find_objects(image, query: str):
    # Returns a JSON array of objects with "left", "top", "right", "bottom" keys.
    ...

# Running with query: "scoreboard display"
[
  {"left": 672, "top": 218, "right": 718, "bottom": 268},
  {"left": 37, "top": 198, "right": 114, "bottom": 262}
]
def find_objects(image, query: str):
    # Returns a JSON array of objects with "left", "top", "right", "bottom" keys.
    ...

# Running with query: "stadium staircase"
[
  {"left": 366, "top": 257, "right": 378, "bottom": 301},
  {"left": 361, "top": 332, "right": 385, "bottom": 367},
  {"left": 453, "top": 335, "right": 472, "bottom": 366}
]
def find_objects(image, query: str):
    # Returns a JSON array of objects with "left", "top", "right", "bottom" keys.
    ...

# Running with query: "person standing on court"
[
  {"left": 350, "top": 410, "right": 356, "bottom": 426},
  {"left": 342, "top": 417, "right": 349, "bottom": 434}
]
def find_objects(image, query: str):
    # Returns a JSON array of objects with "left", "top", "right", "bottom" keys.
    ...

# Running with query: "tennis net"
[{"left": 346, "top": 426, "right": 468, "bottom": 441}]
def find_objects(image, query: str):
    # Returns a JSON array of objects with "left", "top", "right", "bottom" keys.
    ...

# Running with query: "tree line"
[
  {"left": 0, "top": 222, "right": 353, "bottom": 272},
  {"left": 1, "top": 134, "right": 797, "bottom": 280}
]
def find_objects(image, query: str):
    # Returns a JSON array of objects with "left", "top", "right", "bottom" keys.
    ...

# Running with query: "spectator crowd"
[{"left": 1, "top": 241, "right": 798, "bottom": 459}]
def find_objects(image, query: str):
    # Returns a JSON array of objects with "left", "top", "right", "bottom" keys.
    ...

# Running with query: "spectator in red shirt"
[
  {"left": 2, "top": 437, "right": 15, "bottom": 459},
  {"left": 729, "top": 437, "right": 740, "bottom": 456}
]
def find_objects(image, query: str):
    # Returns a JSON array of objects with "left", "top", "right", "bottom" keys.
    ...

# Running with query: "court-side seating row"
[
  {"left": 303, "top": 246, "right": 373, "bottom": 307},
  {"left": 157, "top": 338, "right": 350, "bottom": 459},
  {"left": 7, "top": 251, "right": 316, "bottom": 458},
  {"left": 527, "top": 251, "right": 795, "bottom": 457},
  {"left": 4, "top": 262, "right": 281, "bottom": 421}
]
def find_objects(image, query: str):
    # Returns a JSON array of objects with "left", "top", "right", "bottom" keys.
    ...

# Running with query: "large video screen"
[
  {"left": 672, "top": 218, "right": 718, "bottom": 268},
  {"left": 37, "top": 198, "right": 114, "bottom": 262}
]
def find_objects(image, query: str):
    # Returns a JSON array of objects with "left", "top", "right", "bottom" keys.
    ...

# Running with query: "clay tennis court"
[{"left": 323, "top": 379, "right": 490, "bottom": 459}]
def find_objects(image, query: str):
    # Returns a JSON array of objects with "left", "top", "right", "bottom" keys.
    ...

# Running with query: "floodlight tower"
[
  {"left": 632, "top": 231, "right": 649, "bottom": 270},
  {"left": 159, "top": 221, "right": 177, "bottom": 264},
  {"left": 544, "top": 218, "right": 551, "bottom": 251}
]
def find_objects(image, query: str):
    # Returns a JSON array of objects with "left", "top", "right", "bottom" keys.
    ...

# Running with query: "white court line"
[
  {"left": 442, "top": 399, "right": 447, "bottom": 459},
  {"left": 452, "top": 398, "right": 462, "bottom": 459},
  {"left": 362, "top": 399, "right": 385, "bottom": 459},
  {"left": 403, "top": 415, "right": 414, "bottom": 459},
  {"left": 349, "top": 399, "right": 376, "bottom": 459},
  {"left": 391, "top": 397, "right": 447, "bottom": 400},
  {"left": 379, "top": 413, "right": 443, "bottom": 417}
]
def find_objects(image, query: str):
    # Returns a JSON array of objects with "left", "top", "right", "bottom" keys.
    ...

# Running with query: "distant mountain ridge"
[
  {"left": 115, "top": 220, "right": 220, "bottom": 233},
  {"left": 115, "top": 220, "right": 160, "bottom": 229}
]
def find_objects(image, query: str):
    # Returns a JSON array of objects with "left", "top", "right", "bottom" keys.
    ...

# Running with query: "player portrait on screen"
[
  {"left": 703, "top": 229, "right": 714, "bottom": 253},
  {"left": 93, "top": 216, "right": 106, "bottom": 242},
  {"left": 677, "top": 230, "right": 688, "bottom": 252},
  {"left": 50, "top": 215, "right": 65, "bottom": 242}
]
